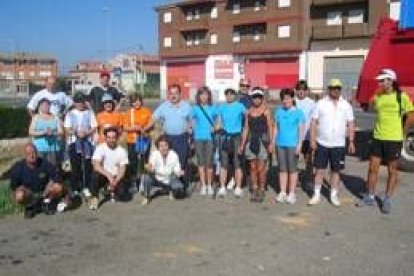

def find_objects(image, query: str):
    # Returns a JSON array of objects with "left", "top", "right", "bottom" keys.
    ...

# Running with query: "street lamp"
[{"left": 102, "top": 6, "right": 111, "bottom": 61}]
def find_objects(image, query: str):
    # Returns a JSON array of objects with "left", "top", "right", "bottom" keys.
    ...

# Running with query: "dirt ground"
[{"left": 0, "top": 156, "right": 413, "bottom": 276}]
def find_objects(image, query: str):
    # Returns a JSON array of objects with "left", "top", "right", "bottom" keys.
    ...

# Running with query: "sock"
[{"left": 314, "top": 184, "right": 321, "bottom": 196}]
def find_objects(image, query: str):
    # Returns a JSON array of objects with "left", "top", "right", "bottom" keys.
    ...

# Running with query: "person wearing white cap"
[
  {"left": 359, "top": 69, "right": 414, "bottom": 213},
  {"left": 240, "top": 87, "right": 273, "bottom": 202},
  {"left": 96, "top": 93, "right": 123, "bottom": 144},
  {"left": 308, "top": 79, "right": 355, "bottom": 207}
]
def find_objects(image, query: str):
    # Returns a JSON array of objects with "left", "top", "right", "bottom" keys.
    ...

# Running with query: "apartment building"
[
  {"left": 307, "top": 0, "right": 388, "bottom": 95},
  {"left": 0, "top": 52, "right": 58, "bottom": 95},
  {"left": 156, "top": 0, "right": 310, "bottom": 100}
]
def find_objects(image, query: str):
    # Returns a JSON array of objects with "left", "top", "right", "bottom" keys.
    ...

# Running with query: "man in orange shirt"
[
  {"left": 96, "top": 94, "right": 123, "bottom": 144},
  {"left": 123, "top": 93, "right": 153, "bottom": 188}
]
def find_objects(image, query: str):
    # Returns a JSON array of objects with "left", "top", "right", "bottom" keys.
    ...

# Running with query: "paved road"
[{"left": 0, "top": 156, "right": 413, "bottom": 276}]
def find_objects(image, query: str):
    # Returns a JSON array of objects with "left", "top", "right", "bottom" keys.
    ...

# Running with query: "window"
[
  {"left": 186, "top": 37, "right": 193, "bottom": 46},
  {"left": 210, "top": 33, "right": 218, "bottom": 44},
  {"left": 186, "top": 10, "right": 193, "bottom": 21},
  {"left": 277, "top": 25, "right": 291, "bottom": 38},
  {"left": 211, "top": 6, "right": 218, "bottom": 18},
  {"left": 389, "top": 1, "right": 401, "bottom": 20},
  {"left": 233, "top": 31, "right": 241, "bottom": 43},
  {"left": 233, "top": 3, "right": 240, "bottom": 14},
  {"left": 278, "top": 0, "right": 291, "bottom": 8},
  {"left": 194, "top": 9, "right": 200, "bottom": 20},
  {"left": 163, "top": 12, "right": 172, "bottom": 23},
  {"left": 194, "top": 34, "right": 201, "bottom": 45},
  {"left": 163, "top": 37, "right": 172, "bottom": 48},
  {"left": 254, "top": 1, "right": 261, "bottom": 11},
  {"left": 348, "top": 9, "right": 364, "bottom": 24},
  {"left": 327, "top": 11, "right": 342, "bottom": 26}
]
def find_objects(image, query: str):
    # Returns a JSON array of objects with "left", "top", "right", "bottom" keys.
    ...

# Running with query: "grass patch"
[{"left": 0, "top": 181, "right": 21, "bottom": 217}]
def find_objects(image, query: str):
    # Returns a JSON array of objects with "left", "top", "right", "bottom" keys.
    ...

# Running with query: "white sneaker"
[
  {"left": 89, "top": 197, "right": 98, "bottom": 210},
  {"left": 234, "top": 187, "right": 243, "bottom": 198},
  {"left": 330, "top": 193, "right": 341, "bottom": 207},
  {"left": 200, "top": 185, "right": 207, "bottom": 196},
  {"left": 141, "top": 197, "right": 149, "bottom": 205},
  {"left": 276, "top": 192, "right": 287, "bottom": 203},
  {"left": 217, "top": 186, "right": 227, "bottom": 197},
  {"left": 286, "top": 194, "right": 296, "bottom": 204},
  {"left": 169, "top": 191, "right": 175, "bottom": 201},
  {"left": 207, "top": 185, "right": 214, "bottom": 196},
  {"left": 56, "top": 201, "right": 67, "bottom": 213},
  {"left": 308, "top": 194, "right": 320, "bottom": 205},
  {"left": 226, "top": 178, "right": 235, "bottom": 190},
  {"left": 82, "top": 188, "right": 92, "bottom": 198}
]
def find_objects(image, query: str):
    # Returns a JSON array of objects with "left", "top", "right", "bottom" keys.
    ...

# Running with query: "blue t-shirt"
[
  {"left": 192, "top": 105, "right": 218, "bottom": 141},
  {"left": 275, "top": 107, "right": 305, "bottom": 147},
  {"left": 218, "top": 101, "right": 246, "bottom": 134},
  {"left": 153, "top": 101, "right": 192, "bottom": 135}
]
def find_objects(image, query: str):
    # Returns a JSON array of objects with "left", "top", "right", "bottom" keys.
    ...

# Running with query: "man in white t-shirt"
[
  {"left": 308, "top": 79, "right": 355, "bottom": 207},
  {"left": 141, "top": 135, "right": 185, "bottom": 205},
  {"left": 27, "top": 76, "right": 73, "bottom": 118},
  {"left": 90, "top": 127, "right": 129, "bottom": 210},
  {"left": 295, "top": 80, "right": 316, "bottom": 176}
]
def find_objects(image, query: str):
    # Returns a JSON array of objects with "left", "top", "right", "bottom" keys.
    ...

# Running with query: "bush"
[
  {"left": 0, "top": 106, "right": 29, "bottom": 139},
  {"left": 0, "top": 182, "right": 20, "bottom": 217}
]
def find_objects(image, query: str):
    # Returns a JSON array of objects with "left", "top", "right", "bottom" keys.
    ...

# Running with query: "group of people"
[{"left": 9, "top": 68, "right": 413, "bottom": 218}]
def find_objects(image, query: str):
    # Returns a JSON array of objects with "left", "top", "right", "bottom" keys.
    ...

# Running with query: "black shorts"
[
  {"left": 301, "top": 140, "right": 311, "bottom": 155},
  {"left": 370, "top": 139, "right": 402, "bottom": 162},
  {"left": 314, "top": 144, "right": 345, "bottom": 172}
]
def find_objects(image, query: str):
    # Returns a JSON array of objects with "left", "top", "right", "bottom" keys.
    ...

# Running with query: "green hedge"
[{"left": 0, "top": 105, "right": 29, "bottom": 139}]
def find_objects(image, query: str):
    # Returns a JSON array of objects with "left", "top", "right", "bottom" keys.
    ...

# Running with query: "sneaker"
[
  {"left": 200, "top": 185, "right": 207, "bottom": 196},
  {"left": 234, "top": 187, "right": 243, "bottom": 198},
  {"left": 381, "top": 197, "right": 391, "bottom": 214},
  {"left": 217, "top": 186, "right": 227, "bottom": 197},
  {"left": 286, "top": 193, "right": 297, "bottom": 204},
  {"left": 356, "top": 194, "right": 376, "bottom": 207},
  {"left": 330, "top": 193, "right": 341, "bottom": 207},
  {"left": 141, "top": 197, "right": 150, "bottom": 205},
  {"left": 89, "top": 197, "right": 99, "bottom": 211},
  {"left": 226, "top": 178, "right": 235, "bottom": 190},
  {"left": 82, "top": 188, "right": 92, "bottom": 198},
  {"left": 110, "top": 192, "right": 116, "bottom": 203},
  {"left": 308, "top": 194, "right": 320, "bottom": 205},
  {"left": 169, "top": 191, "right": 175, "bottom": 201},
  {"left": 276, "top": 192, "right": 287, "bottom": 203},
  {"left": 56, "top": 201, "right": 67, "bottom": 213},
  {"left": 207, "top": 185, "right": 214, "bottom": 196}
]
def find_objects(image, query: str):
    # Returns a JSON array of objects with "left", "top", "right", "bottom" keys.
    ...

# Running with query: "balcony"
[
  {"left": 312, "top": 25, "right": 343, "bottom": 39},
  {"left": 312, "top": 0, "right": 365, "bottom": 5},
  {"left": 343, "top": 23, "right": 369, "bottom": 37},
  {"left": 179, "top": 16, "right": 210, "bottom": 31}
]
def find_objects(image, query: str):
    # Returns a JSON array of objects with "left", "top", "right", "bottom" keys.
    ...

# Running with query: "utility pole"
[
  {"left": 139, "top": 44, "right": 144, "bottom": 94},
  {"left": 102, "top": 7, "right": 111, "bottom": 61}
]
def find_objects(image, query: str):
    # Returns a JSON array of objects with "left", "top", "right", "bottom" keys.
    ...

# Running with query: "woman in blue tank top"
[{"left": 29, "top": 98, "right": 63, "bottom": 167}]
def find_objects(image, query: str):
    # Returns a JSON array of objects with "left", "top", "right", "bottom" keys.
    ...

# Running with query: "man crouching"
[
  {"left": 89, "top": 127, "right": 129, "bottom": 210},
  {"left": 10, "top": 143, "right": 65, "bottom": 218}
]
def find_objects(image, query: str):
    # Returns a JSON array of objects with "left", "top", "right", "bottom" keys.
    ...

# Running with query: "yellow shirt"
[{"left": 373, "top": 91, "right": 414, "bottom": 141}]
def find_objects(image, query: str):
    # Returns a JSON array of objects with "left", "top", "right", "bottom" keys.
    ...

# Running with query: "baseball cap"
[
  {"left": 376, "top": 69, "right": 397, "bottom": 81},
  {"left": 101, "top": 93, "right": 114, "bottom": 103},
  {"left": 328, "top": 79, "right": 343, "bottom": 89},
  {"left": 100, "top": 70, "right": 111, "bottom": 78},
  {"left": 73, "top": 92, "right": 86, "bottom": 103}
]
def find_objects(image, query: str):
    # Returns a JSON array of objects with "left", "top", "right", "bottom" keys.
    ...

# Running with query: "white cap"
[
  {"left": 249, "top": 88, "right": 264, "bottom": 96},
  {"left": 376, "top": 69, "right": 397, "bottom": 81}
]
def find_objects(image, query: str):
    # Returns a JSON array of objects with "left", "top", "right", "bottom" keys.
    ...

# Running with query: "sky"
[{"left": 0, "top": 0, "right": 175, "bottom": 73}]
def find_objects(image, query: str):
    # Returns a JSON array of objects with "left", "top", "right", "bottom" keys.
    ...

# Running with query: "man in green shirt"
[{"left": 360, "top": 69, "right": 414, "bottom": 213}]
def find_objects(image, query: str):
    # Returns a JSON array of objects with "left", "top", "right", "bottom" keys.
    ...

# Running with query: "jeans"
[
  {"left": 68, "top": 143, "right": 93, "bottom": 192},
  {"left": 142, "top": 174, "right": 184, "bottom": 199}
]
